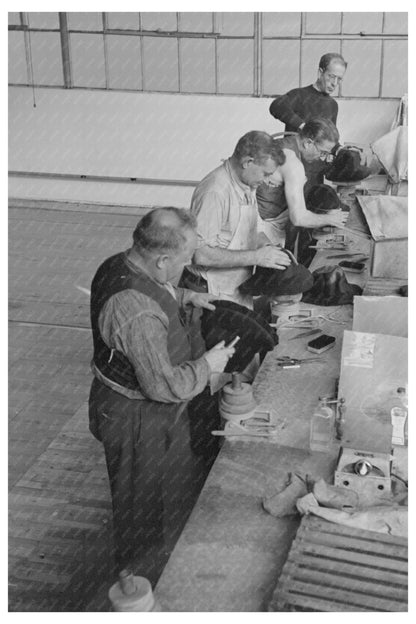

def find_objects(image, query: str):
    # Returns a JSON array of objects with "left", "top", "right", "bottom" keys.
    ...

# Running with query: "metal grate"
[{"left": 269, "top": 515, "right": 408, "bottom": 612}]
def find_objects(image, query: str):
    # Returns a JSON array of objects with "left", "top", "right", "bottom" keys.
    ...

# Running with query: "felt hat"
[
  {"left": 325, "top": 148, "right": 371, "bottom": 183},
  {"left": 200, "top": 300, "right": 278, "bottom": 373},
  {"left": 238, "top": 261, "right": 314, "bottom": 298},
  {"left": 306, "top": 184, "right": 340, "bottom": 214},
  {"left": 302, "top": 265, "right": 362, "bottom": 306}
]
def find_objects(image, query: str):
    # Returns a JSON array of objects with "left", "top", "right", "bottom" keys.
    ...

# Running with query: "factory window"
[
  {"left": 179, "top": 38, "right": 216, "bottom": 94},
  {"left": 262, "top": 12, "right": 301, "bottom": 37},
  {"left": 26, "top": 12, "right": 60, "bottom": 30},
  {"left": 8, "top": 12, "right": 408, "bottom": 99},
  {"left": 178, "top": 12, "right": 214, "bottom": 33},
  {"left": 305, "top": 13, "right": 342, "bottom": 34},
  {"left": 29, "top": 31, "right": 64, "bottom": 86},
  {"left": 106, "top": 35, "right": 142, "bottom": 91},
  {"left": 263, "top": 40, "right": 300, "bottom": 95},
  {"left": 67, "top": 12, "right": 103, "bottom": 32},
  {"left": 105, "top": 13, "right": 141, "bottom": 30}
]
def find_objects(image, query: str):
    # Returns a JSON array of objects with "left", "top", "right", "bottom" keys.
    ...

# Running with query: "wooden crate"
[{"left": 269, "top": 515, "right": 408, "bottom": 612}]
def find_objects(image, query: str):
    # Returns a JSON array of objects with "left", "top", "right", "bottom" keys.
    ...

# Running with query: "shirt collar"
[
  {"left": 123, "top": 251, "right": 175, "bottom": 296},
  {"left": 223, "top": 158, "right": 255, "bottom": 202}
]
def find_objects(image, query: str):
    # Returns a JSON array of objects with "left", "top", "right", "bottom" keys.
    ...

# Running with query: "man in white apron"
[
  {"left": 179, "top": 132, "right": 292, "bottom": 464},
  {"left": 182, "top": 131, "right": 292, "bottom": 310},
  {"left": 256, "top": 119, "right": 349, "bottom": 249}
]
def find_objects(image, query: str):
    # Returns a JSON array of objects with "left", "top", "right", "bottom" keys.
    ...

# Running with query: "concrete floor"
[{"left": 8, "top": 201, "right": 176, "bottom": 611}]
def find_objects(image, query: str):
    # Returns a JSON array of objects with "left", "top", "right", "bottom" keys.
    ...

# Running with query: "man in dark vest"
[{"left": 88, "top": 207, "right": 236, "bottom": 572}]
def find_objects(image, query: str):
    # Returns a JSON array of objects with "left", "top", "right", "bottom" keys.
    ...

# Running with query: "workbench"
[{"left": 155, "top": 199, "right": 407, "bottom": 612}]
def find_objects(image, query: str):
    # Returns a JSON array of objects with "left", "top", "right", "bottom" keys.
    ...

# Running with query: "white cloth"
[{"left": 371, "top": 126, "right": 408, "bottom": 183}]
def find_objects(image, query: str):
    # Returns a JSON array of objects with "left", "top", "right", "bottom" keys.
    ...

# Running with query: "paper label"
[{"left": 343, "top": 332, "right": 376, "bottom": 368}]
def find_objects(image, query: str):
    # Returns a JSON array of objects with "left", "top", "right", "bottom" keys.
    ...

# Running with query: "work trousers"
[{"left": 88, "top": 377, "right": 206, "bottom": 571}]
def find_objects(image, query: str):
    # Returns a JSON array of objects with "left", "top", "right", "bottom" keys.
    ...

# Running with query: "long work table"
[{"left": 155, "top": 200, "right": 407, "bottom": 612}]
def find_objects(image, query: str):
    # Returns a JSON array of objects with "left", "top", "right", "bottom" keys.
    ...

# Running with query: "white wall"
[{"left": 9, "top": 86, "right": 400, "bottom": 208}]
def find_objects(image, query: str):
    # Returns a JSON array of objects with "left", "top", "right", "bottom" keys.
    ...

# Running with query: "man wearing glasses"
[
  {"left": 269, "top": 52, "right": 347, "bottom": 191},
  {"left": 256, "top": 118, "right": 348, "bottom": 249},
  {"left": 269, "top": 52, "right": 346, "bottom": 137}
]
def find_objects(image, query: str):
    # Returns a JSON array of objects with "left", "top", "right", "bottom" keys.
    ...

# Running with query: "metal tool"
[
  {"left": 275, "top": 356, "right": 324, "bottom": 369},
  {"left": 325, "top": 253, "right": 369, "bottom": 260},
  {"left": 287, "top": 328, "right": 322, "bottom": 341}
]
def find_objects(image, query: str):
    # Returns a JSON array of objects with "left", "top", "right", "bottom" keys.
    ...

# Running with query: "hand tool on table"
[
  {"left": 325, "top": 252, "right": 369, "bottom": 260},
  {"left": 275, "top": 355, "right": 324, "bottom": 369},
  {"left": 287, "top": 328, "right": 322, "bottom": 341}
]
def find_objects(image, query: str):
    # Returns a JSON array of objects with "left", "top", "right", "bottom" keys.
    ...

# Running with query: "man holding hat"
[
  {"left": 180, "top": 131, "right": 292, "bottom": 310},
  {"left": 256, "top": 118, "right": 349, "bottom": 250},
  {"left": 88, "top": 207, "right": 237, "bottom": 571}
]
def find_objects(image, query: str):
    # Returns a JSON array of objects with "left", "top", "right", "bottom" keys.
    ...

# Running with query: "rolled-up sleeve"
[{"left": 99, "top": 290, "right": 210, "bottom": 403}]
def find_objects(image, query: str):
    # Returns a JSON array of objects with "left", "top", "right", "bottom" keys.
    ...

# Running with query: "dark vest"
[
  {"left": 90, "top": 252, "right": 192, "bottom": 391},
  {"left": 257, "top": 135, "right": 301, "bottom": 220}
]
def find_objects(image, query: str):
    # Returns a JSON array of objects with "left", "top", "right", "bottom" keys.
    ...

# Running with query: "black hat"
[
  {"left": 326, "top": 148, "right": 371, "bottom": 183},
  {"left": 306, "top": 184, "right": 340, "bottom": 214},
  {"left": 239, "top": 261, "right": 314, "bottom": 297},
  {"left": 200, "top": 300, "right": 278, "bottom": 373},
  {"left": 302, "top": 265, "right": 362, "bottom": 306}
]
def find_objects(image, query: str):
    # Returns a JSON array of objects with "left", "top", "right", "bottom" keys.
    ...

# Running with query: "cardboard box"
[
  {"left": 357, "top": 195, "right": 408, "bottom": 279},
  {"left": 338, "top": 330, "right": 407, "bottom": 454},
  {"left": 353, "top": 295, "right": 408, "bottom": 338}
]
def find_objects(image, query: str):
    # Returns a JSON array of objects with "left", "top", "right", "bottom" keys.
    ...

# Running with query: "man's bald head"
[{"left": 133, "top": 207, "right": 197, "bottom": 257}]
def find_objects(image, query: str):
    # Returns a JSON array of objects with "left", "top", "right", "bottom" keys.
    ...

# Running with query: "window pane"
[
  {"left": 218, "top": 39, "right": 253, "bottom": 94},
  {"left": 27, "top": 12, "right": 59, "bottom": 29},
  {"left": 107, "top": 35, "right": 141, "bottom": 90},
  {"left": 70, "top": 33, "right": 106, "bottom": 88},
  {"left": 30, "top": 32, "right": 63, "bottom": 85},
  {"left": 263, "top": 40, "right": 300, "bottom": 95},
  {"left": 180, "top": 38, "right": 215, "bottom": 93},
  {"left": 143, "top": 37, "right": 178, "bottom": 92},
  {"left": 341, "top": 40, "right": 382, "bottom": 97},
  {"left": 67, "top": 13, "right": 103, "bottom": 31},
  {"left": 305, "top": 13, "right": 341, "bottom": 34},
  {"left": 381, "top": 40, "right": 407, "bottom": 97},
  {"left": 8, "top": 13, "right": 21, "bottom": 26},
  {"left": 141, "top": 12, "right": 177, "bottom": 31},
  {"left": 8, "top": 31, "right": 27, "bottom": 84},
  {"left": 179, "top": 12, "right": 213, "bottom": 32},
  {"left": 301, "top": 40, "right": 341, "bottom": 87},
  {"left": 106, "top": 13, "right": 140, "bottom": 30},
  {"left": 342, "top": 12, "right": 383, "bottom": 34},
  {"left": 383, "top": 12, "right": 408, "bottom": 34},
  {"left": 262, "top": 12, "right": 301, "bottom": 37},
  {"left": 218, "top": 12, "right": 254, "bottom": 36}
]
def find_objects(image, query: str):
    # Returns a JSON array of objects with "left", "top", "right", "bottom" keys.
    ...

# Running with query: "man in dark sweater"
[
  {"left": 268, "top": 53, "right": 347, "bottom": 262},
  {"left": 269, "top": 52, "right": 347, "bottom": 135}
]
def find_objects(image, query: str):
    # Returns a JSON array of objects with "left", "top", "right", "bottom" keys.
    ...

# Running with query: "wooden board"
[{"left": 269, "top": 515, "right": 408, "bottom": 612}]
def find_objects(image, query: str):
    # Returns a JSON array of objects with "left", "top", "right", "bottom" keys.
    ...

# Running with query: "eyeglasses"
[
  {"left": 324, "top": 72, "right": 343, "bottom": 84},
  {"left": 313, "top": 142, "right": 332, "bottom": 159}
]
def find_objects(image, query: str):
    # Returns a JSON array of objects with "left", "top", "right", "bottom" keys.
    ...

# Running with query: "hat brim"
[{"left": 201, "top": 300, "right": 278, "bottom": 373}]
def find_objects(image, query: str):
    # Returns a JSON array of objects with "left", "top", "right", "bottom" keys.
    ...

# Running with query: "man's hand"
[
  {"left": 204, "top": 339, "right": 237, "bottom": 373},
  {"left": 188, "top": 291, "right": 217, "bottom": 311},
  {"left": 326, "top": 210, "right": 349, "bottom": 228},
  {"left": 255, "top": 246, "right": 292, "bottom": 270}
]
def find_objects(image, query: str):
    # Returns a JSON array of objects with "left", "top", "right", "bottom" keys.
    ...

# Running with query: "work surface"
[
  {"left": 156, "top": 202, "right": 408, "bottom": 612},
  {"left": 155, "top": 308, "right": 347, "bottom": 612}
]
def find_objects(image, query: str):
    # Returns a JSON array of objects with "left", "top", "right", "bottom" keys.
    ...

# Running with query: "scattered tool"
[
  {"left": 308, "top": 243, "right": 349, "bottom": 250},
  {"left": 288, "top": 328, "right": 322, "bottom": 341},
  {"left": 275, "top": 356, "right": 324, "bottom": 369},
  {"left": 325, "top": 253, "right": 369, "bottom": 260}
]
